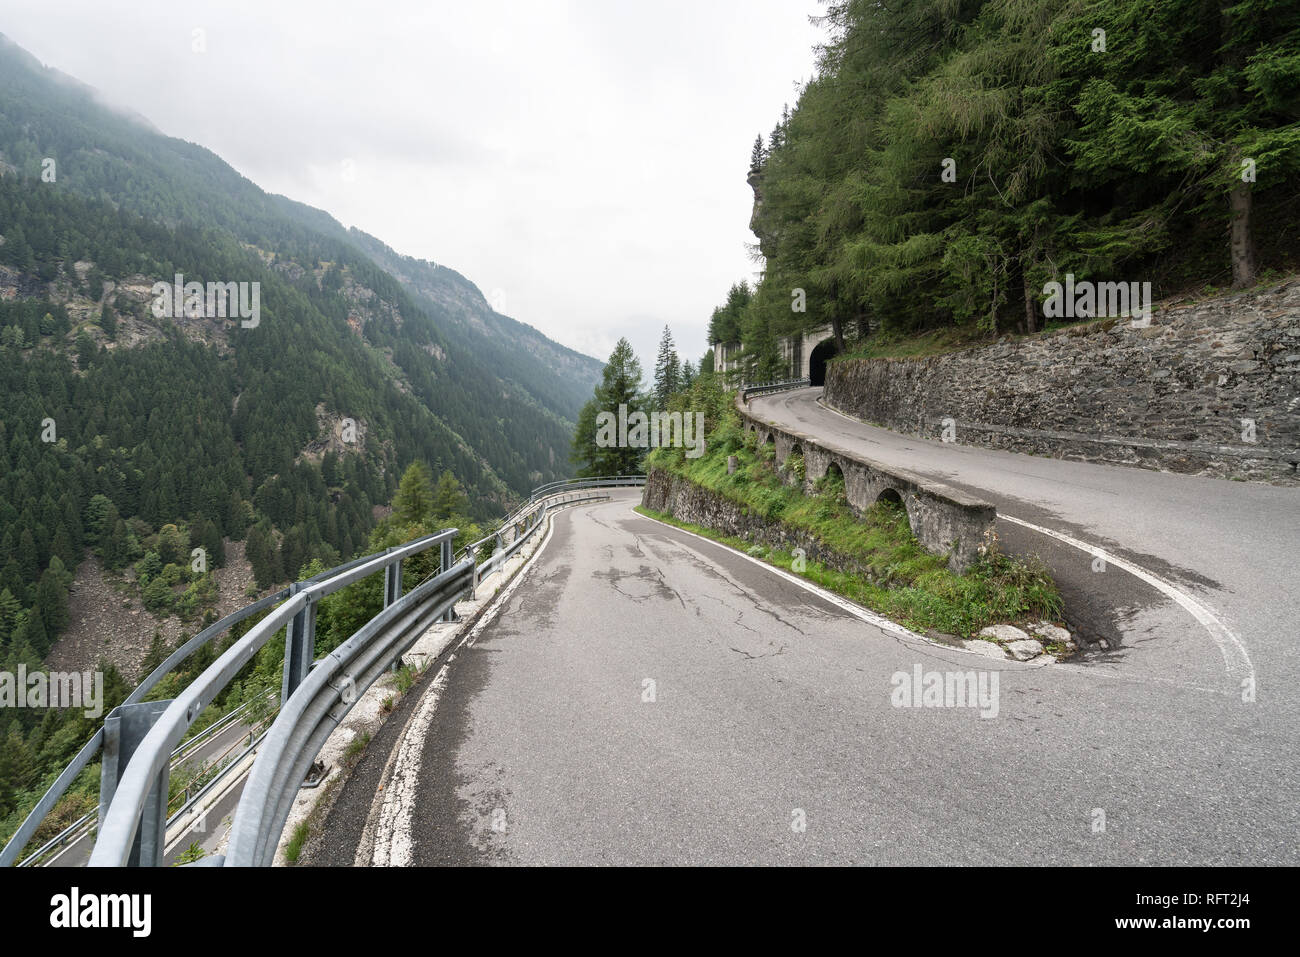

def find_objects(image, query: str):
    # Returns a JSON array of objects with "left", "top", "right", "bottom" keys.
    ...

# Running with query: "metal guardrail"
[
  {"left": 527, "top": 475, "right": 646, "bottom": 503},
  {"left": 740, "top": 379, "right": 811, "bottom": 402},
  {"left": 464, "top": 483, "right": 642, "bottom": 588},
  {"left": 87, "top": 529, "right": 461, "bottom": 867},
  {"left": 0, "top": 570, "right": 334, "bottom": 867},
  {"left": 224, "top": 481, "right": 645, "bottom": 866},
  {"left": 15, "top": 810, "right": 94, "bottom": 869},
  {"left": 225, "top": 559, "right": 473, "bottom": 866},
  {"left": 4, "top": 474, "right": 648, "bottom": 869},
  {"left": 15, "top": 693, "right": 276, "bottom": 868},
  {"left": 166, "top": 726, "right": 265, "bottom": 831}
]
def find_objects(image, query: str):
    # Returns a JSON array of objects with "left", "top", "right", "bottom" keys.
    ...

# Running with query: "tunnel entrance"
[{"left": 808, "top": 338, "right": 839, "bottom": 386}]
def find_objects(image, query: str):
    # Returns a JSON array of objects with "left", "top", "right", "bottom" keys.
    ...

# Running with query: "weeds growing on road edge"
[
  {"left": 644, "top": 382, "right": 1063, "bottom": 639},
  {"left": 343, "top": 731, "right": 371, "bottom": 766},
  {"left": 284, "top": 820, "right": 310, "bottom": 864}
]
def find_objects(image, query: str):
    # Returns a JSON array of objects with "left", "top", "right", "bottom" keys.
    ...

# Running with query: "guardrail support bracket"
[
  {"left": 99, "top": 700, "right": 172, "bottom": 867},
  {"left": 282, "top": 583, "right": 317, "bottom": 703},
  {"left": 384, "top": 555, "right": 403, "bottom": 608},
  {"left": 440, "top": 538, "right": 455, "bottom": 621}
]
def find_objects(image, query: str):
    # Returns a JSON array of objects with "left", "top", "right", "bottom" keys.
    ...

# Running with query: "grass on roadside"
[
  {"left": 284, "top": 821, "right": 310, "bottom": 864},
  {"left": 342, "top": 731, "right": 371, "bottom": 766},
  {"left": 645, "top": 394, "right": 1062, "bottom": 638}
]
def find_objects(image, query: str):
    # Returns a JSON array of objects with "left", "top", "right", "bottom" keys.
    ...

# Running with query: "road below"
[
  {"left": 323, "top": 491, "right": 1299, "bottom": 866},
  {"left": 44, "top": 715, "right": 260, "bottom": 868}
]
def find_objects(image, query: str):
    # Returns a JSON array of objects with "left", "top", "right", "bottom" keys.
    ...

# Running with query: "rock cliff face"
[
  {"left": 823, "top": 281, "right": 1300, "bottom": 484},
  {"left": 746, "top": 167, "right": 765, "bottom": 247}
]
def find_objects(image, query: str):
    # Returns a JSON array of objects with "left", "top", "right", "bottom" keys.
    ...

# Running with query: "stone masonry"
[{"left": 824, "top": 281, "right": 1300, "bottom": 484}]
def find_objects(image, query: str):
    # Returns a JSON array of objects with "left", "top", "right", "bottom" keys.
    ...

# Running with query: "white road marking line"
[
  {"left": 782, "top": 391, "right": 1255, "bottom": 685},
  {"left": 634, "top": 509, "right": 1048, "bottom": 666},
  {"left": 638, "top": 507, "right": 1244, "bottom": 695},
  {"left": 370, "top": 662, "right": 452, "bottom": 867},
  {"left": 999, "top": 514, "right": 1254, "bottom": 683},
  {"left": 367, "top": 514, "right": 559, "bottom": 865}
]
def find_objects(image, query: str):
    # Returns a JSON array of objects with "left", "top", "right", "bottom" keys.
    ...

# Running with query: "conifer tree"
[
  {"left": 430, "top": 470, "right": 469, "bottom": 524},
  {"left": 652, "top": 326, "right": 681, "bottom": 410},
  {"left": 571, "top": 338, "right": 647, "bottom": 477},
  {"left": 392, "top": 462, "right": 435, "bottom": 527}
]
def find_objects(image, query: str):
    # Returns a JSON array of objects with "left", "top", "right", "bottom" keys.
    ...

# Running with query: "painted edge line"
[
  {"left": 999, "top": 514, "right": 1253, "bottom": 682},
  {"left": 365, "top": 512, "right": 561, "bottom": 866},
  {"left": 800, "top": 391, "right": 1254, "bottom": 684}
]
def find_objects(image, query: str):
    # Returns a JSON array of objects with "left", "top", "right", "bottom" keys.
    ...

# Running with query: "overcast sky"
[{"left": 1, "top": 0, "right": 824, "bottom": 371}]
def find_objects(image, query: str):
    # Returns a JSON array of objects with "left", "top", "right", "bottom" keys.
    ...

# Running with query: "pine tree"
[
  {"left": 140, "top": 630, "right": 169, "bottom": 676},
  {"left": 0, "top": 588, "right": 21, "bottom": 650},
  {"left": 25, "top": 609, "right": 49, "bottom": 657},
  {"left": 430, "top": 470, "right": 469, "bottom": 524},
  {"left": 198, "top": 519, "right": 225, "bottom": 568},
  {"left": 570, "top": 398, "right": 601, "bottom": 477},
  {"left": 1056, "top": 0, "right": 1300, "bottom": 289},
  {"left": 680, "top": 359, "right": 697, "bottom": 391},
  {"left": 652, "top": 326, "right": 681, "bottom": 410},
  {"left": 75, "top": 329, "right": 96, "bottom": 368},
  {"left": 245, "top": 525, "right": 276, "bottom": 590},
  {"left": 572, "top": 338, "right": 647, "bottom": 477},
  {"left": 101, "top": 518, "right": 128, "bottom": 569},
  {"left": 97, "top": 301, "right": 117, "bottom": 340},
  {"left": 391, "top": 462, "right": 434, "bottom": 527},
  {"left": 0, "top": 728, "right": 35, "bottom": 816}
]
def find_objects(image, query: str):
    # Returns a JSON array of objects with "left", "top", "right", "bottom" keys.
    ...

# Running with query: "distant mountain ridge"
[
  {"left": 0, "top": 32, "right": 607, "bottom": 676},
  {"left": 0, "top": 30, "right": 602, "bottom": 476},
  {"left": 346, "top": 229, "right": 604, "bottom": 421},
  {"left": 0, "top": 30, "right": 601, "bottom": 418}
]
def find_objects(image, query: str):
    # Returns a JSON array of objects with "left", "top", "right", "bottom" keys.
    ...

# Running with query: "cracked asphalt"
[{"left": 324, "top": 489, "right": 1299, "bottom": 866}]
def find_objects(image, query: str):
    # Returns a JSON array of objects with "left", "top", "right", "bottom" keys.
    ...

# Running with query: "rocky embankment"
[{"left": 46, "top": 540, "right": 257, "bottom": 682}]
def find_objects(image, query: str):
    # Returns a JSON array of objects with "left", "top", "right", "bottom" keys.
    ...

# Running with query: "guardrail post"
[
  {"left": 440, "top": 537, "right": 457, "bottom": 621},
  {"left": 282, "top": 582, "right": 317, "bottom": 704},
  {"left": 384, "top": 549, "right": 402, "bottom": 608},
  {"left": 98, "top": 700, "right": 171, "bottom": 867}
]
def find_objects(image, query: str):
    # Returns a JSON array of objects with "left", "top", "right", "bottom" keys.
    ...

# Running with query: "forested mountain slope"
[
  {"left": 718, "top": 0, "right": 1299, "bottom": 370},
  {"left": 347, "top": 230, "right": 604, "bottom": 422},
  {"left": 0, "top": 32, "right": 598, "bottom": 675}
]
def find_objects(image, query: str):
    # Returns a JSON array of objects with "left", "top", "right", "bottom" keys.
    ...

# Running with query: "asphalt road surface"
[
  {"left": 751, "top": 388, "right": 1299, "bottom": 696},
  {"left": 321, "top": 478, "right": 1298, "bottom": 865}
]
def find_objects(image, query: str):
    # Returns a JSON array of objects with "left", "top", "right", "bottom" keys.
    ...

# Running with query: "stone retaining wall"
[
  {"left": 643, "top": 468, "right": 925, "bottom": 582},
  {"left": 732, "top": 400, "right": 996, "bottom": 572},
  {"left": 823, "top": 281, "right": 1300, "bottom": 484}
]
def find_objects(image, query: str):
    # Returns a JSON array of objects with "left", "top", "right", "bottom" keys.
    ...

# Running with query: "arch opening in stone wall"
[
  {"left": 876, "top": 487, "right": 904, "bottom": 508},
  {"left": 819, "top": 461, "right": 846, "bottom": 500},
  {"left": 808, "top": 337, "right": 840, "bottom": 386},
  {"left": 783, "top": 443, "right": 806, "bottom": 484}
]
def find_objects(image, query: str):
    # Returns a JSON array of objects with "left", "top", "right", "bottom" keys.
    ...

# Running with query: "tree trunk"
[
  {"left": 1229, "top": 182, "right": 1257, "bottom": 289},
  {"left": 1012, "top": 255, "right": 1037, "bottom": 334},
  {"left": 831, "top": 313, "right": 844, "bottom": 352},
  {"left": 1023, "top": 268, "right": 1038, "bottom": 334},
  {"left": 987, "top": 257, "right": 999, "bottom": 337}
]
